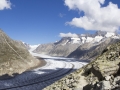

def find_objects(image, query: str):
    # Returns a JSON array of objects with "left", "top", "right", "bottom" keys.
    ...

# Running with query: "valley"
[
  {"left": 1, "top": 0, "right": 120, "bottom": 89},
  {"left": 0, "top": 30, "right": 120, "bottom": 90},
  {"left": 0, "top": 52, "right": 87, "bottom": 90}
]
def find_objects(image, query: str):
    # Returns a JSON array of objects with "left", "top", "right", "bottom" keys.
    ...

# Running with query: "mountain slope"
[
  {"left": 34, "top": 43, "right": 54, "bottom": 55},
  {"left": 0, "top": 30, "right": 40, "bottom": 77},
  {"left": 68, "top": 38, "right": 120, "bottom": 60},
  {"left": 34, "top": 38, "right": 80, "bottom": 57}
]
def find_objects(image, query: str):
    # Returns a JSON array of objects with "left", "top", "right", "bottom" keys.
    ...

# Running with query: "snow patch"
[
  {"left": 112, "top": 36, "right": 120, "bottom": 39},
  {"left": 29, "top": 44, "right": 40, "bottom": 52},
  {"left": 71, "top": 38, "right": 80, "bottom": 43},
  {"left": 81, "top": 37, "right": 86, "bottom": 43},
  {"left": 94, "top": 36, "right": 103, "bottom": 42},
  {"left": 86, "top": 37, "right": 94, "bottom": 43},
  {"left": 105, "top": 32, "right": 115, "bottom": 37}
]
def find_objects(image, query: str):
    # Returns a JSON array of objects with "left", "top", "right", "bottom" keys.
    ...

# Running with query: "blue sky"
[{"left": 0, "top": 0, "right": 120, "bottom": 44}]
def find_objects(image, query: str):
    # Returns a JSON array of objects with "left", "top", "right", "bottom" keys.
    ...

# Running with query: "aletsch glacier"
[
  {"left": 1, "top": 31, "right": 119, "bottom": 90},
  {"left": 0, "top": 45, "right": 87, "bottom": 90}
]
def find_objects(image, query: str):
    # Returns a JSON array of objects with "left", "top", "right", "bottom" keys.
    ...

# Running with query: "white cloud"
[
  {"left": 59, "top": 13, "right": 66, "bottom": 18},
  {"left": 64, "top": 0, "right": 120, "bottom": 32},
  {"left": 0, "top": 0, "right": 11, "bottom": 10},
  {"left": 59, "top": 32, "right": 78, "bottom": 38}
]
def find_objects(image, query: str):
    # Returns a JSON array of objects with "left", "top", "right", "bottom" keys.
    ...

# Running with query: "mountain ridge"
[
  {"left": 30, "top": 31, "right": 120, "bottom": 59},
  {"left": 0, "top": 30, "right": 40, "bottom": 77}
]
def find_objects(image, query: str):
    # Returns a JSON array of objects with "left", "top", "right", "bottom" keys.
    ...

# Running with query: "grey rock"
[
  {"left": 74, "top": 87, "right": 83, "bottom": 90},
  {"left": 65, "top": 79, "right": 69, "bottom": 85},
  {"left": 101, "top": 81, "right": 111, "bottom": 90},
  {"left": 105, "top": 76, "right": 111, "bottom": 81},
  {"left": 72, "top": 82, "right": 78, "bottom": 87}
]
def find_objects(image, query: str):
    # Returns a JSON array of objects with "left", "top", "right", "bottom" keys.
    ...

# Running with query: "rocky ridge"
[{"left": 44, "top": 41, "right": 120, "bottom": 90}]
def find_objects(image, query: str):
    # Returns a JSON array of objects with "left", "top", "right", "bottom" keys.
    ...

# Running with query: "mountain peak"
[{"left": 94, "top": 30, "right": 107, "bottom": 36}]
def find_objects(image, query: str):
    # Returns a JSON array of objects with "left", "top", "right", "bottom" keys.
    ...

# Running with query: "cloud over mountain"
[
  {"left": 64, "top": 0, "right": 120, "bottom": 32},
  {"left": 59, "top": 32, "right": 78, "bottom": 38},
  {"left": 0, "top": 0, "right": 11, "bottom": 10}
]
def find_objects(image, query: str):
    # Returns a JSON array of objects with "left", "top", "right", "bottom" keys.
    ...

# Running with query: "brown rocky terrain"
[
  {"left": 44, "top": 40, "right": 120, "bottom": 90},
  {"left": 0, "top": 30, "right": 40, "bottom": 78}
]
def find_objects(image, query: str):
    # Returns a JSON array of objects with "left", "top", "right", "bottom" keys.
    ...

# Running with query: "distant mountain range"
[{"left": 24, "top": 31, "right": 120, "bottom": 60}]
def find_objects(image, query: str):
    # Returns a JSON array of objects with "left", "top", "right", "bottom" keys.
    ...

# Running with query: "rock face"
[
  {"left": 44, "top": 41, "right": 120, "bottom": 90},
  {"left": 0, "top": 30, "right": 40, "bottom": 77}
]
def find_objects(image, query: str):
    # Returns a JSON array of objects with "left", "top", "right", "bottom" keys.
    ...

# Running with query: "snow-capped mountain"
[
  {"left": 54, "top": 37, "right": 81, "bottom": 45},
  {"left": 57, "top": 31, "right": 119, "bottom": 45},
  {"left": 56, "top": 31, "right": 119, "bottom": 45},
  {"left": 78, "top": 31, "right": 119, "bottom": 44},
  {"left": 67, "top": 31, "right": 120, "bottom": 60},
  {"left": 68, "top": 38, "right": 120, "bottom": 60},
  {"left": 33, "top": 31, "right": 120, "bottom": 58}
]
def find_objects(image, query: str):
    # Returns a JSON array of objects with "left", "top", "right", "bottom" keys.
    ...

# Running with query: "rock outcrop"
[
  {"left": 44, "top": 41, "right": 120, "bottom": 90},
  {"left": 0, "top": 30, "right": 40, "bottom": 78}
]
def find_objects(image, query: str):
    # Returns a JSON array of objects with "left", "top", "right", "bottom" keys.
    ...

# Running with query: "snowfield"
[{"left": 0, "top": 52, "right": 88, "bottom": 90}]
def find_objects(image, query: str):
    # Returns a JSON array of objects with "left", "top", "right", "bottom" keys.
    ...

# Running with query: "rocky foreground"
[{"left": 44, "top": 41, "right": 120, "bottom": 90}]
